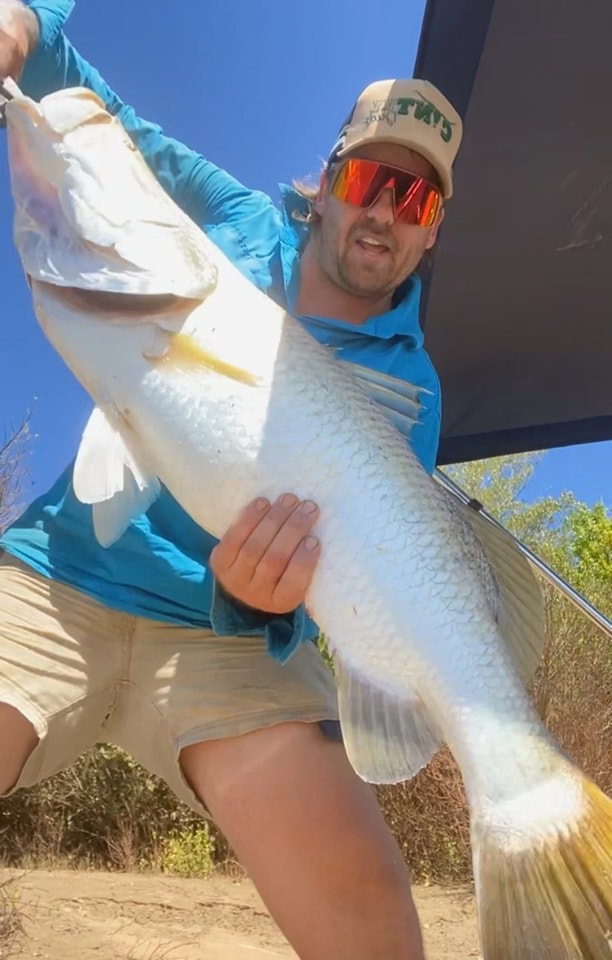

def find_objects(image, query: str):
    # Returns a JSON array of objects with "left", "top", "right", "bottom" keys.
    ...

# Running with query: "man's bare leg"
[{"left": 181, "top": 720, "right": 424, "bottom": 960}]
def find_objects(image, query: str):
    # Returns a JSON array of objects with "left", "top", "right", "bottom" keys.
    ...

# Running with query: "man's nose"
[{"left": 367, "top": 186, "right": 396, "bottom": 225}]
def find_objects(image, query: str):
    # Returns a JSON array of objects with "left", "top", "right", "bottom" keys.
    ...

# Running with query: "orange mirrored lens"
[{"left": 330, "top": 159, "right": 441, "bottom": 227}]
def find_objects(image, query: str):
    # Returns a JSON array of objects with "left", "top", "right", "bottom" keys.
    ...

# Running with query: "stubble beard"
[{"left": 316, "top": 225, "right": 398, "bottom": 301}]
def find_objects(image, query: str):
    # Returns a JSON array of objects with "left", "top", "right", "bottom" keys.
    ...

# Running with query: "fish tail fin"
[{"left": 473, "top": 772, "right": 612, "bottom": 959}]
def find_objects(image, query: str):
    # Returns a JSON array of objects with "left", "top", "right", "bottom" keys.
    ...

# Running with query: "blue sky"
[{"left": 1, "top": 0, "right": 610, "bottom": 511}]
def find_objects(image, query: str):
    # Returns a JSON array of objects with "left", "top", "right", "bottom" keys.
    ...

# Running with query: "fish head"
[
  {"left": 4, "top": 86, "right": 218, "bottom": 300},
  {"left": 4, "top": 85, "right": 277, "bottom": 429}
]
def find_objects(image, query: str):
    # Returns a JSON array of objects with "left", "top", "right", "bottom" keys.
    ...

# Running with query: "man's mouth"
[{"left": 355, "top": 236, "right": 391, "bottom": 257}]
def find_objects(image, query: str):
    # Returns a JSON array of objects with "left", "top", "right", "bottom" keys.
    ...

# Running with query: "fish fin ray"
[
  {"left": 91, "top": 470, "right": 159, "bottom": 547},
  {"left": 473, "top": 772, "right": 612, "bottom": 960},
  {"left": 73, "top": 405, "right": 161, "bottom": 546},
  {"left": 347, "top": 364, "right": 425, "bottom": 439},
  {"left": 158, "top": 332, "right": 264, "bottom": 387},
  {"left": 73, "top": 406, "right": 130, "bottom": 503},
  {"left": 335, "top": 658, "right": 443, "bottom": 784},
  {"left": 348, "top": 363, "right": 432, "bottom": 403},
  {"left": 459, "top": 504, "right": 546, "bottom": 684}
]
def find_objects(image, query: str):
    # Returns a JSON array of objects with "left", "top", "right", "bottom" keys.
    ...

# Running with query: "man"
[{"left": 0, "top": 2, "right": 463, "bottom": 957}]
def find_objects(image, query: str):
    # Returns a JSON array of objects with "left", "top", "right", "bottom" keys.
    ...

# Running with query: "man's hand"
[
  {"left": 209, "top": 494, "right": 321, "bottom": 615},
  {"left": 0, "top": 1, "right": 39, "bottom": 80}
]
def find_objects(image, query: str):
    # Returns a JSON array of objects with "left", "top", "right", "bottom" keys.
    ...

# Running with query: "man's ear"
[{"left": 425, "top": 206, "right": 445, "bottom": 250}]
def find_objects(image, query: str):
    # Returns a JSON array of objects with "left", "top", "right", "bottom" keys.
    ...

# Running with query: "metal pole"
[{"left": 434, "top": 469, "right": 612, "bottom": 640}]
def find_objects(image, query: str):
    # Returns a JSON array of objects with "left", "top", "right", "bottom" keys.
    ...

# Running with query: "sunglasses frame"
[{"left": 327, "top": 158, "right": 443, "bottom": 228}]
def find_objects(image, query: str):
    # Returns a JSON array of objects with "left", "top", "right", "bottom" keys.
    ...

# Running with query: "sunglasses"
[{"left": 328, "top": 158, "right": 442, "bottom": 227}]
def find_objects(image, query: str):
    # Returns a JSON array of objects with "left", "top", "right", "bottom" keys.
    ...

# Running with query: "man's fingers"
[
  {"left": 218, "top": 494, "right": 312, "bottom": 578},
  {"left": 249, "top": 498, "right": 319, "bottom": 590},
  {"left": 269, "top": 534, "right": 321, "bottom": 613},
  {"left": 210, "top": 493, "right": 313, "bottom": 575},
  {"left": 210, "top": 497, "right": 272, "bottom": 572},
  {"left": 209, "top": 493, "right": 322, "bottom": 613}
]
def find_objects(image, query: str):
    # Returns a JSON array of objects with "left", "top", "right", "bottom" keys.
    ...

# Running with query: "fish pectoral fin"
[
  {"left": 335, "top": 657, "right": 443, "bottom": 785},
  {"left": 73, "top": 405, "right": 161, "bottom": 547},
  {"left": 155, "top": 332, "right": 265, "bottom": 387},
  {"left": 90, "top": 474, "right": 160, "bottom": 548},
  {"left": 459, "top": 504, "right": 547, "bottom": 684}
]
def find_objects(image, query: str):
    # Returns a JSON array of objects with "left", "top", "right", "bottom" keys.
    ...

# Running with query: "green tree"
[{"left": 441, "top": 452, "right": 610, "bottom": 610}]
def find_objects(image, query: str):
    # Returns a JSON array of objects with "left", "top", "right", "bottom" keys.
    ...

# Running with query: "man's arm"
[
  {"left": 2, "top": 2, "right": 316, "bottom": 662},
  {"left": 14, "top": 0, "right": 269, "bottom": 232}
]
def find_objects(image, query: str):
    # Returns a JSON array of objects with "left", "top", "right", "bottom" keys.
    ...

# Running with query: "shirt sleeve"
[
  {"left": 21, "top": 0, "right": 271, "bottom": 231},
  {"left": 209, "top": 581, "right": 320, "bottom": 664}
]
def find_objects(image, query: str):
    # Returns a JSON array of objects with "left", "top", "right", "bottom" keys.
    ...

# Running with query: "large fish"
[{"left": 2, "top": 82, "right": 611, "bottom": 959}]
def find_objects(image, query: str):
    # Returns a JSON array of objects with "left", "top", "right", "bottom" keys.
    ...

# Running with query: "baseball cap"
[{"left": 327, "top": 79, "right": 463, "bottom": 199}]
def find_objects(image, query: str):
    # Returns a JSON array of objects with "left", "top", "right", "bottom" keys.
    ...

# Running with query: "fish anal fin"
[{"left": 335, "top": 656, "right": 443, "bottom": 785}]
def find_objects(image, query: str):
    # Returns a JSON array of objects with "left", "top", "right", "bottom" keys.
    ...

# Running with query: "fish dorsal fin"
[
  {"left": 347, "top": 364, "right": 425, "bottom": 440},
  {"left": 73, "top": 405, "right": 161, "bottom": 547},
  {"left": 459, "top": 502, "right": 547, "bottom": 684},
  {"left": 335, "top": 656, "right": 443, "bottom": 785}
]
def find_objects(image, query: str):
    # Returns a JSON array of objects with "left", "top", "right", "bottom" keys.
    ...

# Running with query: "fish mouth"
[
  {"left": 0, "top": 79, "right": 22, "bottom": 125},
  {"left": 8, "top": 97, "right": 41, "bottom": 123},
  {"left": 0, "top": 83, "right": 42, "bottom": 130}
]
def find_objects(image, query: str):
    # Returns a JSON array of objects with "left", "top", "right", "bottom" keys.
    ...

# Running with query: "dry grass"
[{"left": 0, "top": 878, "right": 25, "bottom": 959}]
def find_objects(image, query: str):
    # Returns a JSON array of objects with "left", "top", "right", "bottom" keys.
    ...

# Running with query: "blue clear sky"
[{"left": 1, "top": 0, "right": 610, "bottom": 510}]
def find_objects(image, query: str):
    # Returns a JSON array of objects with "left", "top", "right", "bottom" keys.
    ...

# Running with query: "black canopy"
[{"left": 415, "top": 0, "right": 612, "bottom": 465}]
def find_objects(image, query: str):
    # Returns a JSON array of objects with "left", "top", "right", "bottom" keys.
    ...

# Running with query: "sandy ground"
[{"left": 0, "top": 868, "right": 479, "bottom": 959}]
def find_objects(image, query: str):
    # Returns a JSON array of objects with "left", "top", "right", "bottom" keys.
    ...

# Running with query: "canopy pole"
[{"left": 434, "top": 469, "right": 612, "bottom": 641}]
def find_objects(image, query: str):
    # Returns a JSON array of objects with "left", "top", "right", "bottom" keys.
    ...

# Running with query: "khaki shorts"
[{"left": 0, "top": 551, "right": 338, "bottom": 815}]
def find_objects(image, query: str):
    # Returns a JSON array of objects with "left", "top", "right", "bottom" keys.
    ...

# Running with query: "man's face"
[{"left": 312, "top": 143, "right": 444, "bottom": 301}]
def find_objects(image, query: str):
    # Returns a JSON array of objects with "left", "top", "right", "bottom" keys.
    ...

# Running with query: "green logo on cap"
[{"left": 365, "top": 94, "right": 455, "bottom": 143}]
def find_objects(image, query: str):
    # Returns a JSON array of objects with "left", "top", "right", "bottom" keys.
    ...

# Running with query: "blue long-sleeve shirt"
[{"left": 1, "top": 0, "right": 443, "bottom": 661}]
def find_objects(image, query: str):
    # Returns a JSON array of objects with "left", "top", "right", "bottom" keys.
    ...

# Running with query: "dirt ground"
[{"left": 0, "top": 868, "right": 480, "bottom": 959}]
